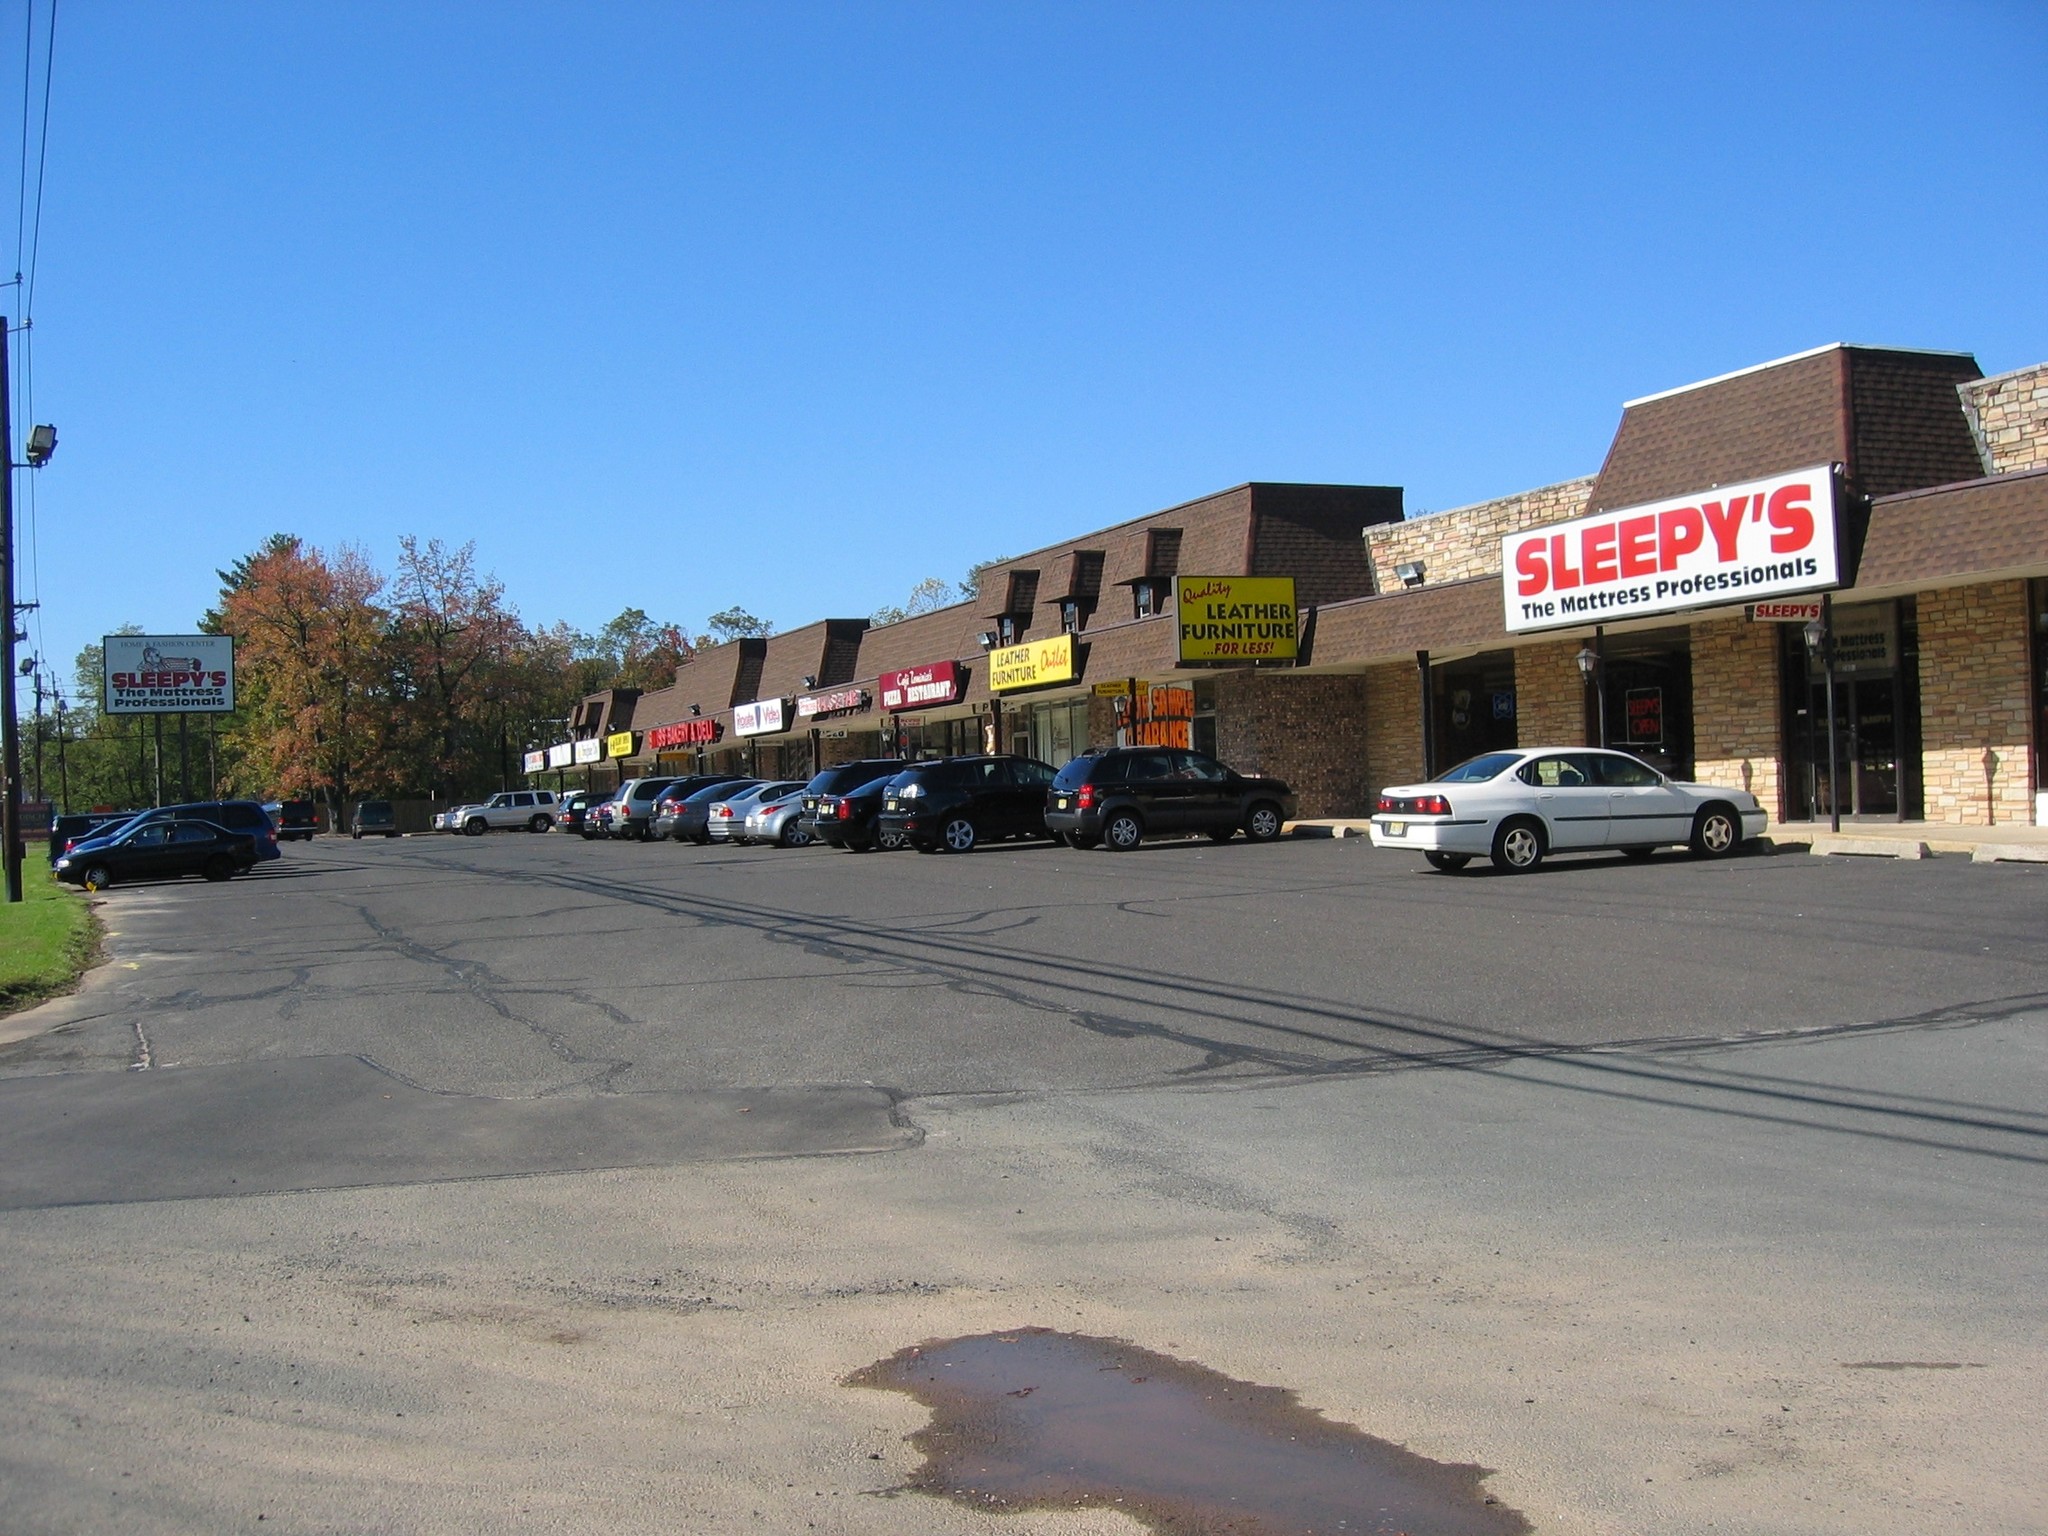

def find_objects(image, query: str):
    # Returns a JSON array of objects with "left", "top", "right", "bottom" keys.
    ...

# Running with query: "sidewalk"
[{"left": 1286, "top": 816, "right": 2048, "bottom": 862}]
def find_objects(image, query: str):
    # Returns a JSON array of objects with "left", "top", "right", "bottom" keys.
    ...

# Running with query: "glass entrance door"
[{"left": 1799, "top": 676, "right": 1900, "bottom": 819}]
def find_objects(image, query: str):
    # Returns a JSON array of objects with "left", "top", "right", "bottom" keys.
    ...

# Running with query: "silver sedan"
[
  {"left": 709, "top": 781, "right": 806, "bottom": 843},
  {"left": 1369, "top": 747, "right": 1767, "bottom": 873},
  {"left": 742, "top": 786, "right": 818, "bottom": 848}
]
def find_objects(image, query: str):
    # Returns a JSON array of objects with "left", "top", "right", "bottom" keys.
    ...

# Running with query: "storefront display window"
[
  {"left": 1594, "top": 628, "right": 1693, "bottom": 779},
  {"left": 1030, "top": 699, "right": 1090, "bottom": 767},
  {"left": 1432, "top": 651, "right": 1516, "bottom": 768}
]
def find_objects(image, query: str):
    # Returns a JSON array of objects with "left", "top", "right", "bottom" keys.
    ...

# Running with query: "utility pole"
[{"left": 1, "top": 317, "right": 21, "bottom": 902}]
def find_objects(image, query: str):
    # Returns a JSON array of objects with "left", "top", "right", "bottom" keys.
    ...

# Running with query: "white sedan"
[{"left": 1369, "top": 748, "right": 1767, "bottom": 873}]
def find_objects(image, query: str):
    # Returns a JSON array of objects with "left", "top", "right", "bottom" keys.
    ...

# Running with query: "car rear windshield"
[
  {"left": 806, "top": 761, "right": 903, "bottom": 795},
  {"left": 1052, "top": 755, "right": 1117, "bottom": 790},
  {"left": 1436, "top": 752, "right": 1521, "bottom": 783}
]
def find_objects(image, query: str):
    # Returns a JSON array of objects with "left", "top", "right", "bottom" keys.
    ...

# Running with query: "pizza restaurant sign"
[
  {"left": 645, "top": 717, "right": 723, "bottom": 750},
  {"left": 1503, "top": 464, "right": 1839, "bottom": 633},
  {"left": 878, "top": 661, "right": 962, "bottom": 711},
  {"left": 796, "top": 686, "right": 870, "bottom": 719}
]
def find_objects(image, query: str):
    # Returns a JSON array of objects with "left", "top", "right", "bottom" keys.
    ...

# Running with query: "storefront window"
[
  {"left": 1433, "top": 651, "right": 1516, "bottom": 767},
  {"left": 1780, "top": 600, "right": 1919, "bottom": 821},
  {"left": 1593, "top": 628, "right": 1693, "bottom": 779},
  {"left": 1030, "top": 699, "right": 1090, "bottom": 767}
]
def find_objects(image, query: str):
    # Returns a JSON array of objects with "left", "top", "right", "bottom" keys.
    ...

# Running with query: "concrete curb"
[
  {"left": 1971, "top": 843, "right": 2048, "bottom": 864},
  {"left": 1809, "top": 835, "right": 1930, "bottom": 859}
]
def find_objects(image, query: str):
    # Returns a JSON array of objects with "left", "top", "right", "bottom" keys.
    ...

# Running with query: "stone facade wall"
[
  {"left": 1213, "top": 672, "right": 1374, "bottom": 817},
  {"left": 1917, "top": 580, "right": 2035, "bottom": 824},
  {"left": 1959, "top": 363, "right": 2048, "bottom": 475},
  {"left": 1691, "top": 616, "right": 1784, "bottom": 810},
  {"left": 1361, "top": 663, "right": 1424, "bottom": 797},
  {"left": 1513, "top": 641, "right": 1587, "bottom": 747},
  {"left": 1364, "top": 476, "right": 1596, "bottom": 589}
]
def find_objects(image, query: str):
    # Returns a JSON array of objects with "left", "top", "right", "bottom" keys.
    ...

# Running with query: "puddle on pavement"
[{"left": 847, "top": 1328, "right": 1528, "bottom": 1535}]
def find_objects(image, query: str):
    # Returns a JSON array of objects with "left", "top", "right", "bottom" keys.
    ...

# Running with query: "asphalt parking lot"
[{"left": 10, "top": 827, "right": 2046, "bottom": 1105}]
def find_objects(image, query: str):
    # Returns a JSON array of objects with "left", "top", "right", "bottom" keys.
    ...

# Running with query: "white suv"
[{"left": 453, "top": 790, "right": 559, "bottom": 835}]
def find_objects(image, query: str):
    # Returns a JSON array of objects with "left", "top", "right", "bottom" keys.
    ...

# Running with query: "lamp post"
[
  {"left": 1804, "top": 601, "right": 1841, "bottom": 833},
  {"left": 1575, "top": 630, "right": 1608, "bottom": 749}
]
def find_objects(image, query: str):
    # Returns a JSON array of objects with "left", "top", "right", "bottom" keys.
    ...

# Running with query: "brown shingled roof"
[
  {"left": 1307, "top": 576, "right": 1510, "bottom": 665},
  {"left": 1589, "top": 345, "right": 1983, "bottom": 514},
  {"left": 1853, "top": 466, "right": 2048, "bottom": 591}
]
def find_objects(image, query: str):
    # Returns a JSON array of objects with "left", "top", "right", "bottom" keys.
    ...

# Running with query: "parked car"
[
  {"left": 742, "top": 786, "right": 818, "bottom": 848},
  {"left": 448, "top": 789, "right": 560, "bottom": 836},
  {"left": 54, "top": 817, "right": 260, "bottom": 890},
  {"left": 48, "top": 810, "right": 135, "bottom": 863},
  {"left": 553, "top": 789, "right": 598, "bottom": 835},
  {"left": 648, "top": 775, "right": 754, "bottom": 842},
  {"left": 657, "top": 778, "right": 761, "bottom": 844},
  {"left": 1044, "top": 748, "right": 1296, "bottom": 852},
  {"left": 798, "top": 759, "right": 906, "bottom": 834},
  {"left": 596, "top": 777, "right": 683, "bottom": 842},
  {"left": 879, "top": 755, "right": 1059, "bottom": 853},
  {"left": 274, "top": 799, "right": 320, "bottom": 841},
  {"left": 813, "top": 773, "right": 910, "bottom": 852},
  {"left": 1369, "top": 747, "right": 1767, "bottom": 873},
  {"left": 709, "top": 780, "right": 805, "bottom": 844},
  {"left": 351, "top": 799, "right": 399, "bottom": 838},
  {"left": 69, "top": 800, "right": 283, "bottom": 864}
]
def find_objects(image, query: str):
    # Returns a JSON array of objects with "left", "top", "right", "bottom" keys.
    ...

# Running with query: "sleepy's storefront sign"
[{"left": 1503, "top": 464, "right": 1839, "bottom": 632}]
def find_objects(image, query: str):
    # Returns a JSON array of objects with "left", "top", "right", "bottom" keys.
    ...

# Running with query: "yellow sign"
[
  {"left": 989, "top": 633, "right": 1077, "bottom": 693},
  {"left": 605, "top": 730, "right": 637, "bottom": 758},
  {"left": 1092, "top": 680, "right": 1131, "bottom": 697},
  {"left": 1177, "top": 575, "right": 1298, "bottom": 662}
]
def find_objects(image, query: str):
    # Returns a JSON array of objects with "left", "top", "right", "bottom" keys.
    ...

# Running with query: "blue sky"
[{"left": 13, "top": 0, "right": 2047, "bottom": 707}]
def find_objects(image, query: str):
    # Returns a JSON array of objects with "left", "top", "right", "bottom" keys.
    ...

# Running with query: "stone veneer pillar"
[
  {"left": 1514, "top": 641, "right": 1587, "bottom": 747},
  {"left": 1917, "top": 580, "right": 2034, "bottom": 825},
  {"left": 1361, "top": 662, "right": 1423, "bottom": 796},
  {"left": 1690, "top": 617, "right": 1783, "bottom": 812}
]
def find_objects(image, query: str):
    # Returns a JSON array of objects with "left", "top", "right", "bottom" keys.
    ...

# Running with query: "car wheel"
[
  {"left": 1690, "top": 804, "right": 1741, "bottom": 858},
  {"left": 878, "top": 827, "right": 909, "bottom": 851},
  {"left": 941, "top": 816, "right": 978, "bottom": 853},
  {"left": 1103, "top": 810, "right": 1143, "bottom": 852},
  {"left": 1424, "top": 851, "right": 1470, "bottom": 872},
  {"left": 780, "top": 822, "right": 812, "bottom": 848},
  {"left": 1490, "top": 817, "right": 1545, "bottom": 873},
  {"left": 528, "top": 814, "right": 552, "bottom": 833},
  {"left": 352, "top": 831, "right": 363, "bottom": 840},
  {"left": 81, "top": 863, "right": 113, "bottom": 891},
  {"left": 202, "top": 854, "right": 235, "bottom": 882},
  {"left": 1244, "top": 801, "right": 1284, "bottom": 843},
  {"left": 464, "top": 817, "right": 486, "bottom": 836}
]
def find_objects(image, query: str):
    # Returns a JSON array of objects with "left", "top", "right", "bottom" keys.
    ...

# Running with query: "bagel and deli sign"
[
  {"left": 1502, "top": 465, "right": 1839, "bottom": 632},
  {"left": 103, "top": 634, "right": 236, "bottom": 714}
]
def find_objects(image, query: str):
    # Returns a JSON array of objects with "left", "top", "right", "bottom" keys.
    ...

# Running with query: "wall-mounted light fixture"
[
  {"left": 1395, "top": 560, "right": 1425, "bottom": 590},
  {"left": 689, "top": 703, "right": 702, "bottom": 716},
  {"left": 800, "top": 674, "right": 816, "bottom": 689},
  {"left": 977, "top": 631, "right": 999, "bottom": 651},
  {"left": 1574, "top": 644, "right": 1600, "bottom": 681}
]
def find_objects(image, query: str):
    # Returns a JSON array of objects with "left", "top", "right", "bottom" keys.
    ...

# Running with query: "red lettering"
[
  {"left": 1701, "top": 495, "right": 1748, "bottom": 562},
  {"left": 1767, "top": 482, "right": 1814, "bottom": 553},
  {"left": 1514, "top": 539, "right": 1549, "bottom": 596},
  {"left": 1549, "top": 533, "right": 1581, "bottom": 590},
  {"left": 1582, "top": 523, "right": 1619, "bottom": 584},
  {"left": 1617, "top": 514, "right": 1657, "bottom": 578},
  {"left": 1658, "top": 507, "right": 1704, "bottom": 570}
]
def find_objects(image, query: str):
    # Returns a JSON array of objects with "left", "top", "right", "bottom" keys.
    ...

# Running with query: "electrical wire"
[{"left": 22, "top": 0, "right": 52, "bottom": 318}]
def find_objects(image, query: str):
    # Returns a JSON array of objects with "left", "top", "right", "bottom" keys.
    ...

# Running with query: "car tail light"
[
  {"left": 1076, "top": 784, "right": 1096, "bottom": 809},
  {"left": 1416, "top": 794, "right": 1452, "bottom": 816},
  {"left": 1376, "top": 795, "right": 1396, "bottom": 814},
  {"left": 714, "top": 806, "right": 732, "bottom": 818},
  {"left": 836, "top": 801, "right": 851, "bottom": 820}
]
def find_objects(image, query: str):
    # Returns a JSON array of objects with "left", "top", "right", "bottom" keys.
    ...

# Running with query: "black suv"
[
  {"left": 351, "top": 799, "right": 399, "bottom": 838},
  {"left": 276, "top": 799, "right": 320, "bottom": 840},
  {"left": 798, "top": 759, "right": 906, "bottom": 833},
  {"left": 878, "top": 755, "right": 1059, "bottom": 853},
  {"left": 1043, "top": 748, "right": 1296, "bottom": 851}
]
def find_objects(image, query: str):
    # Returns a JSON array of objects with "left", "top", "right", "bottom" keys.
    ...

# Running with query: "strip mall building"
[{"left": 537, "top": 345, "right": 2048, "bottom": 827}]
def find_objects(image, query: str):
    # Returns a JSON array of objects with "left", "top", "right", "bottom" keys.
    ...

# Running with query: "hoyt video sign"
[
  {"left": 103, "top": 634, "right": 236, "bottom": 714},
  {"left": 1502, "top": 465, "right": 1839, "bottom": 633}
]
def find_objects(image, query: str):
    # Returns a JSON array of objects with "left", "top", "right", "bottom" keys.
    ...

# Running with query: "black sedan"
[
  {"left": 813, "top": 773, "right": 908, "bottom": 852},
  {"left": 878, "top": 754, "right": 1060, "bottom": 853},
  {"left": 656, "top": 777, "right": 759, "bottom": 844},
  {"left": 53, "top": 818, "right": 260, "bottom": 890}
]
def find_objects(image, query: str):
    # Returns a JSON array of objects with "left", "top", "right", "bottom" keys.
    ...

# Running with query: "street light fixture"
[{"left": 23, "top": 424, "right": 55, "bottom": 467}]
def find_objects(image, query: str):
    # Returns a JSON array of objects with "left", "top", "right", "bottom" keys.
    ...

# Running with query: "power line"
[{"left": 23, "top": 0, "right": 53, "bottom": 318}]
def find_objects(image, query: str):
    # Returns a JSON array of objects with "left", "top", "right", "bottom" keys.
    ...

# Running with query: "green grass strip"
[{"left": 0, "top": 860, "right": 102, "bottom": 1014}]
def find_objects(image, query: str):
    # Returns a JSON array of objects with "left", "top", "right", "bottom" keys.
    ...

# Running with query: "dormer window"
[
  {"left": 1060, "top": 600, "right": 1084, "bottom": 634},
  {"left": 998, "top": 614, "right": 1019, "bottom": 645},
  {"left": 1133, "top": 579, "right": 1171, "bottom": 619}
]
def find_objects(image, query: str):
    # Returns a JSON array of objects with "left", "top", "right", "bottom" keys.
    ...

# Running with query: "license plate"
[
  {"left": 884, "top": 798, "right": 900, "bottom": 812},
  {"left": 1384, "top": 821, "right": 1406, "bottom": 836},
  {"left": 1055, "top": 796, "right": 1070, "bottom": 809}
]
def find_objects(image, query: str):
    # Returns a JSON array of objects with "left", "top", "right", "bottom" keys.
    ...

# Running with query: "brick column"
[
  {"left": 1514, "top": 641, "right": 1587, "bottom": 746},
  {"left": 1691, "top": 616, "right": 1783, "bottom": 812},
  {"left": 1361, "top": 662, "right": 1423, "bottom": 796},
  {"left": 1214, "top": 673, "right": 1373, "bottom": 817},
  {"left": 1917, "top": 580, "right": 2033, "bottom": 825}
]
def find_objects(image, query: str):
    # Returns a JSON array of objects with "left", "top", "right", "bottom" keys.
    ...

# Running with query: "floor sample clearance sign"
[
  {"left": 1502, "top": 464, "right": 1839, "bottom": 632},
  {"left": 103, "top": 633, "right": 236, "bottom": 713}
]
